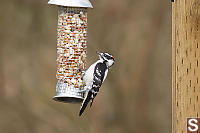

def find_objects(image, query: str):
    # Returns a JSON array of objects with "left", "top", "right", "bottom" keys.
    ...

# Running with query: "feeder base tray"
[{"left": 53, "top": 96, "right": 83, "bottom": 103}]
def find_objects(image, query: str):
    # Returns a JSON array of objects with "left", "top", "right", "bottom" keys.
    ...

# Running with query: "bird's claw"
[{"left": 78, "top": 89, "right": 87, "bottom": 93}]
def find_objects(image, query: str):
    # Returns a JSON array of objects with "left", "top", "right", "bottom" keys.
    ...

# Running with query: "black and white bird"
[{"left": 79, "top": 52, "right": 115, "bottom": 116}]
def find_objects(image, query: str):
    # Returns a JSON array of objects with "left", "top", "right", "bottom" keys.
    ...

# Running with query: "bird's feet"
[
  {"left": 78, "top": 89, "right": 87, "bottom": 93},
  {"left": 76, "top": 63, "right": 85, "bottom": 77},
  {"left": 78, "top": 87, "right": 90, "bottom": 93}
]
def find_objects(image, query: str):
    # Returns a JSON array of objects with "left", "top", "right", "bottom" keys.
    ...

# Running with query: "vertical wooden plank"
[
  {"left": 172, "top": 0, "right": 200, "bottom": 133},
  {"left": 172, "top": 1, "right": 176, "bottom": 133}
]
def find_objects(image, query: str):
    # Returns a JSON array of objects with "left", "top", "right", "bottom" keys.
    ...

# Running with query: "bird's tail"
[
  {"left": 90, "top": 99, "right": 94, "bottom": 107},
  {"left": 90, "top": 93, "right": 97, "bottom": 107},
  {"left": 79, "top": 91, "right": 92, "bottom": 116}
]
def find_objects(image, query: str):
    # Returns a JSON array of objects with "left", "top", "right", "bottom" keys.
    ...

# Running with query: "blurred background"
[{"left": 0, "top": 0, "right": 171, "bottom": 133}]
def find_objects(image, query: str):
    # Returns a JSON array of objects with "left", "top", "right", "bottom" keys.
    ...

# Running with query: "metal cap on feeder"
[
  {"left": 48, "top": 0, "right": 93, "bottom": 8},
  {"left": 48, "top": 0, "right": 93, "bottom": 103}
]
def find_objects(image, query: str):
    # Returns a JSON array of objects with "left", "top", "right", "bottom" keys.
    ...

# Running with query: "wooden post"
[{"left": 172, "top": 0, "right": 200, "bottom": 133}]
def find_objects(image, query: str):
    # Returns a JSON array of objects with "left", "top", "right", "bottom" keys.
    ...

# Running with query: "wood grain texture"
[{"left": 172, "top": 0, "right": 200, "bottom": 133}]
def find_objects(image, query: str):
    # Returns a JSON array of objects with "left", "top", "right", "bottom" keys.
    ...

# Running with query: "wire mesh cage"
[{"left": 48, "top": 0, "right": 93, "bottom": 103}]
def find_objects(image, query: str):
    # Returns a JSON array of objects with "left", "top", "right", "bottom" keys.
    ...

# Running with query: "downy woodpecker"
[{"left": 79, "top": 52, "right": 115, "bottom": 116}]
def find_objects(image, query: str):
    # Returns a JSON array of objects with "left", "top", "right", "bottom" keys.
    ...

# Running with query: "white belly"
[{"left": 83, "top": 62, "right": 98, "bottom": 89}]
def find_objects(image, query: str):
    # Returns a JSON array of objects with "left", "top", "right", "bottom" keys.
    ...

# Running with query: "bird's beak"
[
  {"left": 96, "top": 51, "right": 103, "bottom": 58},
  {"left": 96, "top": 51, "right": 100, "bottom": 55},
  {"left": 96, "top": 51, "right": 101, "bottom": 56}
]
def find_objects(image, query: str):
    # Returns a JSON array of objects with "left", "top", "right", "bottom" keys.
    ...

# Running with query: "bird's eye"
[{"left": 104, "top": 54, "right": 110, "bottom": 59}]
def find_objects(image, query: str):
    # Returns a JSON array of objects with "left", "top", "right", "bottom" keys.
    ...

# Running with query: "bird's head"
[{"left": 97, "top": 52, "right": 115, "bottom": 68}]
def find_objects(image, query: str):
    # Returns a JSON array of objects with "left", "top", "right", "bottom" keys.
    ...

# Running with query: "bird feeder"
[{"left": 48, "top": 0, "right": 93, "bottom": 103}]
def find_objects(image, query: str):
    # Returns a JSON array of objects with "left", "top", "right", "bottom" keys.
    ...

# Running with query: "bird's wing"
[
  {"left": 92, "top": 62, "right": 107, "bottom": 89},
  {"left": 89, "top": 62, "right": 107, "bottom": 107}
]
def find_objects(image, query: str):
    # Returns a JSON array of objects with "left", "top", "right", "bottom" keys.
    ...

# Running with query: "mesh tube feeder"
[{"left": 48, "top": 0, "right": 93, "bottom": 103}]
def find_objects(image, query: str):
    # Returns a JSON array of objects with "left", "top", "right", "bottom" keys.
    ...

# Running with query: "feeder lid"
[{"left": 48, "top": 0, "right": 93, "bottom": 8}]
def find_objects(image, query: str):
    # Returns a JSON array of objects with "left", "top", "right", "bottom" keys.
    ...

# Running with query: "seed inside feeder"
[{"left": 54, "top": 7, "right": 88, "bottom": 103}]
